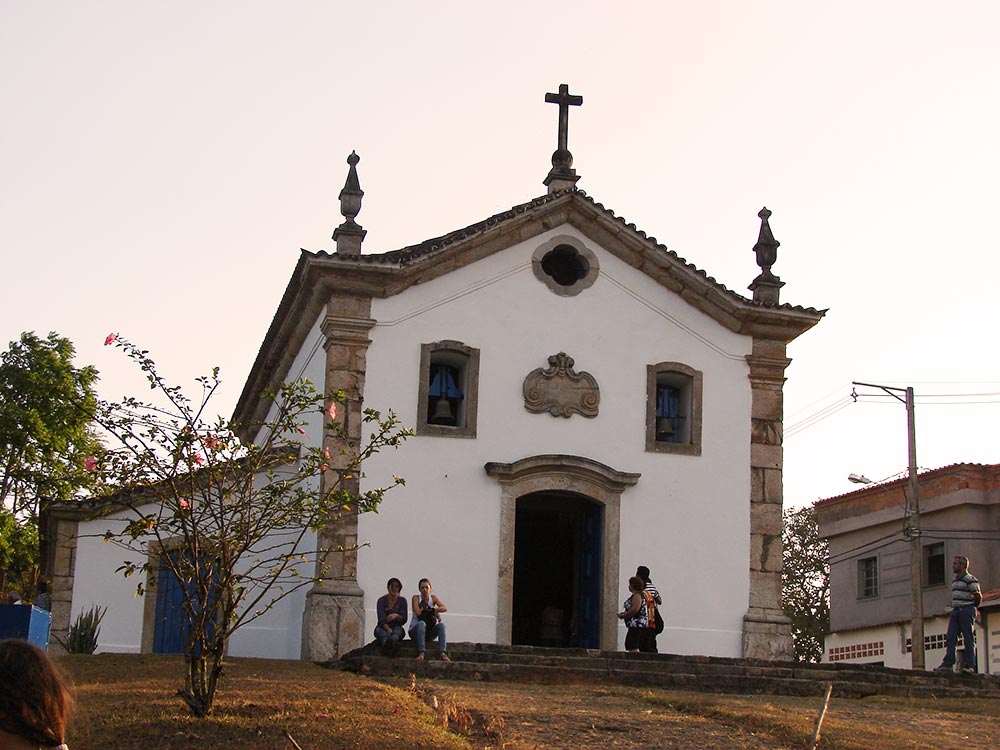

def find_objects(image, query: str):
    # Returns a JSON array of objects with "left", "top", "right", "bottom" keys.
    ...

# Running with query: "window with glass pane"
[
  {"left": 858, "top": 557, "right": 878, "bottom": 599},
  {"left": 923, "top": 542, "right": 945, "bottom": 587}
]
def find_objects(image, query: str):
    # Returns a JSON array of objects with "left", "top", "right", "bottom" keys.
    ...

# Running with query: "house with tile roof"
[
  {"left": 816, "top": 462, "right": 1000, "bottom": 673},
  {"left": 51, "top": 87, "right": 824, "bottom": 661}
]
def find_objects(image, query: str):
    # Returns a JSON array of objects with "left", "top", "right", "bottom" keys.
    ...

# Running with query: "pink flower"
[
  {"left": 192, "top": 454, "right": 205, "bottom": 466},
  {"left": 327, "top": 402, "right": 338, "bottom": 419},
  {"left": 104, "top": 333, "right": 117, "bottom": 346},
  {"left": 84, "top": 456, "right": 97, "bottom": 472},
  {"left": 320, "top": 464, "right": 329, "bottom": 472},
  {"left": 297, "top": 426, "right": 306, "bottom": 435},
  {"left": 204, "top": 435, "right": 219, "bottom": 450},
  {"left": 323, "top": 447, "right": 331, "bottom": 460},
  {"left": 179, "top": 499, "right": 191, "bottom": 510}
]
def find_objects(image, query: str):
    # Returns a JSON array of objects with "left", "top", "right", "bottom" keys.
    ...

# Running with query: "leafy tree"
[
  {"left": 0, "top": 506, "right": 38, "bottom": 596},
  {"left": 91, "top": 335, "right": 411, "bottom": 716},
  {"left": 0, "top": 331, "right": 102, "bottom": 582},
  {"left": 781, "top": 505, "right": 830, "bottom": 662}
]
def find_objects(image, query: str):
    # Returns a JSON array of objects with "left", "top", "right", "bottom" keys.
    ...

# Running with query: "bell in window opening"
[
  {"left": 655, "top": 383, "right": 684, "bottom": 443},
  {"left": 427, "top": 364, "right": 464, "bottom": 426}
]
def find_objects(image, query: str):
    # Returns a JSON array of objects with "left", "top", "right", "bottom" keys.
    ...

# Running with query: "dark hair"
[
  {"left": 386, "top": 577, "right": 402, "bottom": 591},
  {"left": 418, "top": 578, "right": 431, "bottom": 588},
  {"left": 636, "top": 566, "right": 650, "bottom": 582},
  {"left": 628, "top": 576, "right": 644, "bottom": 592},
  {"left": 36, "top": 580, "right": 49, "bottom": 594},
  {"left": 0, "top": 639, "right": 73, "bottom": 747}
]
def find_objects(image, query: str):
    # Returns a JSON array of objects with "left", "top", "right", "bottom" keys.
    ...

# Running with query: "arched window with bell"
[
  {"left": 645, "top": 361, "right": 702, "bottom": 456},
  {"left": 416, "top": 340, "right": 480, "bottom": 438}
]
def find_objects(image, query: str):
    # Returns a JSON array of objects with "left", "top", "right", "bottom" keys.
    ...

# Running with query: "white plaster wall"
[
  {"left": 253, "top": 311, "right": 329, "bottom": 447},
  {"left": 72, "top": 511, "right": 148, "bottom": 652},
  {"left": 226, "top": 526, "right": 316, "bottom": 660},
  {"left": 359, "top": 225, "right": 753, "bottom": 656}
]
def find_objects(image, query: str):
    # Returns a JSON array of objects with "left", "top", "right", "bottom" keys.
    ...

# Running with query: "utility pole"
[{"left": 852, "top": 382, "right": 924, "bottom": 669}]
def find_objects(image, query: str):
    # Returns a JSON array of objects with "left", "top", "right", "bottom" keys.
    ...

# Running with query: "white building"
[
  {"left": 817, "top": 462, "right": 1000, "bottom": 674},
  {"left": 49, "top": 88, "right": 824, "bottom": 661}
]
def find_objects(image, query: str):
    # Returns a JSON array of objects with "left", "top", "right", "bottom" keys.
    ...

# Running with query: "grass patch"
[
  {"left": 641, "top": 690, "right": 1000, "bottom": 750},
  {"left": 60, "top": 654, "right": 471, "bottom": 750}
]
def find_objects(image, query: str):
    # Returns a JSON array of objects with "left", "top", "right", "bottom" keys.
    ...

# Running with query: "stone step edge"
[{"left": 340, "top": 658, "right": 997, "bottom": 699}]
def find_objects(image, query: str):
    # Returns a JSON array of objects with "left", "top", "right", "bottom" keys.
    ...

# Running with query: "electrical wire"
[
  {"left": 785, "top": 381, "right": 1000, "bottom": 439},
  {"left": 787, "top": 383, "right": 854, "bottom": 420},
  {"left": 784, "top": 396, "right": 854, "bottom": 437},
  {"left": 826, "top": 530, "right": 905, "bottom": 565},
  {"left": 827, "top": 536, "right": 908, "bottom": 566}
]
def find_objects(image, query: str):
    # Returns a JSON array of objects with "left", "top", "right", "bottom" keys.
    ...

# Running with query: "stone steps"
[{"left": 336, "top": 641, "right": 1000, "bottom": 699}]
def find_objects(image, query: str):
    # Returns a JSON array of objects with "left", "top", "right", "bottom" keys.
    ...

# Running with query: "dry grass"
[
  {"left": 61, "top": 654, "right": 467, "bottom": 750},
  {"left": 58, "top": 654, "right": 1000, "bottom": 750}
]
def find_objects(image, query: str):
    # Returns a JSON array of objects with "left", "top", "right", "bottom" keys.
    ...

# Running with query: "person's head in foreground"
[{"left": 0, "top": 639, "right": 73, "bottom": 750}]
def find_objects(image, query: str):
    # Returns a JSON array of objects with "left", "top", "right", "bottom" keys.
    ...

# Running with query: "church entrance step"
[{"left": 335, "top": 641, "right": 1000, "bottom": 700}]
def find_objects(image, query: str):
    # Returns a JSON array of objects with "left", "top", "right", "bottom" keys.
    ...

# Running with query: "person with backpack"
[
  {"left": 618, "top": 576, "right": 656, "bottom": 653},
  {"left": 637, "top": 565, "right": 664, "bottom": 652}
]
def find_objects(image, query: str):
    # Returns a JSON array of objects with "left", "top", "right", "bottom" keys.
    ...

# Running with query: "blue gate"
[
  {"left": 153, "top": 557, "right": 186, "bottom": 654},
  {"left": 153, "top": 552, "right": 217, "bottom": 654}
]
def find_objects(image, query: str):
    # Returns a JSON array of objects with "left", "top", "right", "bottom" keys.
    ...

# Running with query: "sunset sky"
[{"left": 3, "top": 2, "right": 999, "bottom": 507}]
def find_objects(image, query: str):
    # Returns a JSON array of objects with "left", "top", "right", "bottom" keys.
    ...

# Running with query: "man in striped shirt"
[{"left": 934, "top": 555, "right": 982, "bottom": 674}]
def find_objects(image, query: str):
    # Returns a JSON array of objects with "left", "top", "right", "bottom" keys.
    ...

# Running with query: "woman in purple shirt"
[{"left": 374, "top": 577, "right": 407, "bottom": 656}]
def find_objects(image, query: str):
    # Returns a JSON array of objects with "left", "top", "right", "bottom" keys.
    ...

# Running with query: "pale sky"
[{"left": 3, "top": 2, "right": 999, "bottom": 508}]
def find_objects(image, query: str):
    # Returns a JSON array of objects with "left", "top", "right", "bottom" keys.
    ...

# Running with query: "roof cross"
[
  {"left": 545, "top": 84, "right": 583, "bottom": 153},
  {"left": 542, "top": 84, "right": 583, "bottom": 193}
]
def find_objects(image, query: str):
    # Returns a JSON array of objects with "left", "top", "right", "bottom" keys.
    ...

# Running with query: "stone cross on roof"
[
  {"left": 543, "top": 84, "right": 583, "bottom": 194},
  {"left": 546, "top": 83, "right": 582, "bottom": 153}
]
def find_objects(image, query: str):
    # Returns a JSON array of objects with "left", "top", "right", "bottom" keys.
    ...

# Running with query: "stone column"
[
  {"left": 46, "top": 515, "right": 80, "bottom": 657},
  {"left": 300, "top": 296, "right": 376, "bottom": 662},
  {"left": 742, "top": 338, "right": 795, "bottom": 660}
]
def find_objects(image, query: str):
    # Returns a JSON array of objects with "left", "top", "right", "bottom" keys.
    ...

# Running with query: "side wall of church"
[
  {"left": 72, "top": 299, "right": 326, "bottom": 660},
  {"left": 72, "top": 499, "right": 317, "bottom": 659},
  {"left": 357, "top": 225, "right": 754, "bottom": 656}
]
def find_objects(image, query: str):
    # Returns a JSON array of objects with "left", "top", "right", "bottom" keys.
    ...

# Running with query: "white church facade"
[{"left": 49, "top": 87, "right": 823, "bottom": 662}]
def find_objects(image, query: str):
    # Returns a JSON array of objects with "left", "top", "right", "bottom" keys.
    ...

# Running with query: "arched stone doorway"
[{"left": 484, "top": 454, "right": 640, "bottom": 652}]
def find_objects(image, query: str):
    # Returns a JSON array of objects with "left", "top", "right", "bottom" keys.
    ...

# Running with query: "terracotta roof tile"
[
  {"left": 814, "top": 462, "right": 1000, "bottom": 506},
  {"left": 310, "top": 188, "right": 825, "bottom": 316}
]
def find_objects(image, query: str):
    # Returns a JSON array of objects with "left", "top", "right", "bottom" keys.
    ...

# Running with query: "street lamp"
[{"left": 851, "top": 382, "right": 925, "bottom": 670}]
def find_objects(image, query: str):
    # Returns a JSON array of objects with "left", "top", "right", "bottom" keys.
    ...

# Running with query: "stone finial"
[
  {"left": 333, "top": 151, "right": 367, "bottom": 256},
  {"left": 748, "top": 207, "right": 785, "bottom": 305},
  {"left": 543, "top": 84, "right": 583, "bottom": 194}
]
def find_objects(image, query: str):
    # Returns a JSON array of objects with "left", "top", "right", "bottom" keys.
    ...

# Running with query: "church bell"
[
  {"left": 655, "top": 416, "right": 675, "bottom": 441},
  {"left": 429, "top": 396, "right": 456, "bottom": 425}
]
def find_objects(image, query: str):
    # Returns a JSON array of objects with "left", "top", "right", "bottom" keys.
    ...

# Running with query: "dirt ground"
[
  {"left": 59, "top": 654, "right": 1000, "bottom": 750},
  {"left": 388, "top": 677, "right": 1000, "bottom": 750}
]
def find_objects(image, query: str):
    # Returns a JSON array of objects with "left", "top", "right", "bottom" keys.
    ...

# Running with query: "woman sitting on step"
[
  {"left": 374, "top": 577, "right": 407, "bottom": 656},
  {"left": 409, "top": 578, "right": 451, "bottom": 662}
]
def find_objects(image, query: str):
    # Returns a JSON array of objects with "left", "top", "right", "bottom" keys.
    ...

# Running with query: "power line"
[
  {"left": 826, "top": 530, "right": 905, "bottom": 565},
  {"left": 787, "top": 382, "right": 854, "bottom": 420},
  {"left": 785, "top": 396, "right": 853, "bottom": 437},
  {"left": 786, "top": 384, "right": 1000, "bottom": 439}
]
